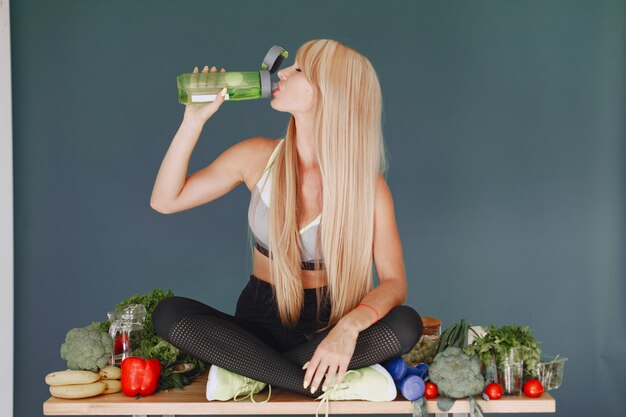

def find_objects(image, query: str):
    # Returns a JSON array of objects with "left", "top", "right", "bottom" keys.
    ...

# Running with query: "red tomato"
[
  {"left": 484, "top": 382, "right": 503, "bottom": 400},
  {"left": 523, "top": 379, "right": 544, "bottom": 398},
  {"left": 114, "top": 334, "right": 129, "bottom": 355},
  {"left": 423, "top": 382, "right": 438, "bottom": 399}
]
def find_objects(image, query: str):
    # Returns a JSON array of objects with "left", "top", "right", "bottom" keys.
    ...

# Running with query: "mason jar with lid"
[{"left": 107, "top": 304, "right": 147, "bottom": 366}]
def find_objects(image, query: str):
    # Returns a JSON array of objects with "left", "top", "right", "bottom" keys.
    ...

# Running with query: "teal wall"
[{"left": 12, "top": 1, "right": 624, "bottom": 416}]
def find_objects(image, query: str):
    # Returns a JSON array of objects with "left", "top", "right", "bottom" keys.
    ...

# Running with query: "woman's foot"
[
  {"left": 206, "top": 365, "right": 270, "bottom": 402},
  {"left": 314, "top": 364, "right": 396, "bottom": 417},
  {"left": 316, "top": 363, "right": 397, "bottom": 402}
]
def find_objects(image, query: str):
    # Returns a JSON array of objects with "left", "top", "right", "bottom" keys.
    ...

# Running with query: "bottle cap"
[
  {"left": 260, "top": 45, "right": 288, "bottom": 99},
  {"left": 261, "top": 45, "right": 288, "bottom": 74}
]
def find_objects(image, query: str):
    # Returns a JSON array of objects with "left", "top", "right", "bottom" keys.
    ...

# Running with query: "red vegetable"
[
  {"left": 121, "top": 356, "right": 161, "bottom": 397},
  {"left": 423, "top": 382, "right": 438, "bottom": 399},
  {"left": 114, "top": 334, "right": 129, "bottom": 355},
  {"left": 484, "top": 382, "right": 503, "bottom": 400},
  {"left": 523, "top": 379, "right": 544, "bottom": 398}
]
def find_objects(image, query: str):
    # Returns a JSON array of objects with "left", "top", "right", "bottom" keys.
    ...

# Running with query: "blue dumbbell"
[
  {"left": 414, "top": 363, "right": 429, "bottom": 379},
  {"left": 383, "top": 357, "right": 409, "bottom": 382},
  {"left": 398, "top": 374, "right": 425, "bottom": 401},
  {"left": 382, "top": 357, "right": 428, "bottom": 400},
  {"left": 383, "top": 357, "right": 429, "bottom": 381}
]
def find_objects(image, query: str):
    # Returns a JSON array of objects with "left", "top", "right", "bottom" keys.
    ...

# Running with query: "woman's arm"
[
  {"left": 149, "top": 118, "right": 205, "bottom": 212},
  {"left": 150, "top": 132, "right": 270, "bottom": 214},
  {"left": 150, "top": 65, "right": 229, "bottom": 214},
  {"left": 338, "top": 174, "right": 407, "bottom": 332}
]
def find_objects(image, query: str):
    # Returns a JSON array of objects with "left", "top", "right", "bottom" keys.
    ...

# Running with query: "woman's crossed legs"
[{"left": 152, "top": 296, "right": 422, "bottom": 398}]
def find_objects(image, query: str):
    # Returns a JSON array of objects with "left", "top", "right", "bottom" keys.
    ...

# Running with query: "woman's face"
[{"left": 271, "top": 61, "right": 317, "bottom": 115}]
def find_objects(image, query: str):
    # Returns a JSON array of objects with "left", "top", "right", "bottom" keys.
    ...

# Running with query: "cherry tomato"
[
  {"left": 114, "top": 334, "right": 129, "bottom": 355},
  {"left": 484, "top": 382, "right": 503, "bottom": 400},
  {"left": 423, "top": 382, "right": 438, "bottom": 399},
  {"left": 523, "top": 379, "right": 544, "bottom": 398}
]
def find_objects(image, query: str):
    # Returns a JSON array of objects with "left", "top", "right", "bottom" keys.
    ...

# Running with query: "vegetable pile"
[
  {"left": 48, "top": 288, "right": 207, "bottom": 400},
  {"left": 98, "top": 289, "right": 176, "bottom": 363},
  {"left": 399, "top": 318, "right": 562, "bottom": 415},
  {"left": 463, "top": 324, "right": 541, "bottom": 379},
  {"left": 97, "top": 288, "right": 208, "bottom": 391}
]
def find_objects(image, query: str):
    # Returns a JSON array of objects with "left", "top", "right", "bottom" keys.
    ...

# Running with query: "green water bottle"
[{"left": 177, "top": 45, "right": 288, "bottom": 104}]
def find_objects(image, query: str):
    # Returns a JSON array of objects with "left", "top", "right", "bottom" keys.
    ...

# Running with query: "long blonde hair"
[{"left": 248, "top": 39, "right": 388, "bottom": 328}]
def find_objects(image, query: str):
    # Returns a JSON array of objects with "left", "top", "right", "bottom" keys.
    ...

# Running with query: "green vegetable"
[
  {"left": 150, "top": 340, "right": 180, "bottom": 365},
  {"left": 463, "top": 324, "right": 541, "bottom": 378},
  {"left": 429, "top": 347, "right": 486, "bottom": 417},
  {"left": 157, "top": 356, "right": 207, "bottom": 391},
  {"left": 436, "top": 319, "right": 477, "bottom": 354},
  {"left": 429, "top": 347, "right": 485, "bottom": 398},
  {"left": 98, "top": 289, "right": 178, "bottom": 364},
  {"left": 60, "top": 321, "right": 113, "bottom": 372},
  {"left": 98, "top": 288, "right": 208, "bottom": 391}
]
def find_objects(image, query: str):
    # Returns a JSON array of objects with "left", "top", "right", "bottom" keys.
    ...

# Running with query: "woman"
[{"left": 150, "top": 39, "right": 423, "bottom": 405}]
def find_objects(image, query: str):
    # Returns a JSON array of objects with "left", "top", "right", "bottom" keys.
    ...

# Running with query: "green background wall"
[{"left": 12, "top": 1, "right": 624, "bottom": 416}]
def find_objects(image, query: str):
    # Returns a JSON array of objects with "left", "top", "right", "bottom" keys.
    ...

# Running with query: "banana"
[
  {"left": 49, "top": 381, "right": 106, "bottom": 399},
  {"left": 101, "top": 379, "right": 122, "bottom": 394},
  {"left": 45, "top": 370, "right": 100, "bottom": 386},
  {"left": 99, "top": 365, "right": 121, "bottom": 380}
]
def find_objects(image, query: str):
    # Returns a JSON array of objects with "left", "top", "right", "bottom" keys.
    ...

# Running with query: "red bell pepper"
[{"left": 121, "top": 356, "right": 161, "bottom": 397}]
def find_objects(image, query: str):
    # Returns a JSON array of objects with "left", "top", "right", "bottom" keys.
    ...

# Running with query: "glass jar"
[
  {"left": 496, "top": 347, "right": 524, "bottom": 396},
  {"left": 535, "top": 354, "right": 567, "bottom": 391},
  {"left": 107, "top": 304, "right": 147, "bottom": 366}
]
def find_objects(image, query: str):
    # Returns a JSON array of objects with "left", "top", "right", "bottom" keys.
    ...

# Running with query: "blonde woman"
[{"left": 151, "top": 39, "right": 423, "bottom": 405}]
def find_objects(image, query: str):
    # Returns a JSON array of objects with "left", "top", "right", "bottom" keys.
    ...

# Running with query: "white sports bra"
[{"left": 248, "top": 139, "right": 324, "bottom": 270}]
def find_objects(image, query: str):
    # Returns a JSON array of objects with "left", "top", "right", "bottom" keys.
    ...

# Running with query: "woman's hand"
[
  {"left": 303, "top": 324, "right": 359, "bottom": 393},
  {"left": 183, "top": 65, "right": 227, "bottom": 126}
]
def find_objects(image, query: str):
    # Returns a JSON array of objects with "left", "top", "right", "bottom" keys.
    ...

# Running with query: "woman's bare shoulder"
[
  {"left": 241, "top": 137, "right": 283, "bottom": 191},
  {"left": 243, "top": 136, "right": 282, "bottom": 159}
]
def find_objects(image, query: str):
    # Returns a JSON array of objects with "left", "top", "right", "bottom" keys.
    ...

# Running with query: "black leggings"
[{"left": 152, "top": 274, "right": 423, "bottom": 398}]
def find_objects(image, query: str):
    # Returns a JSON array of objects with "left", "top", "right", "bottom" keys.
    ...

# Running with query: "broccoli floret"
[
  {"left": 429, "top": 346, "right": 485, "bottom": 398},
  {"left": 60, "top": 321, "right": 113, "bottom": 372}
]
